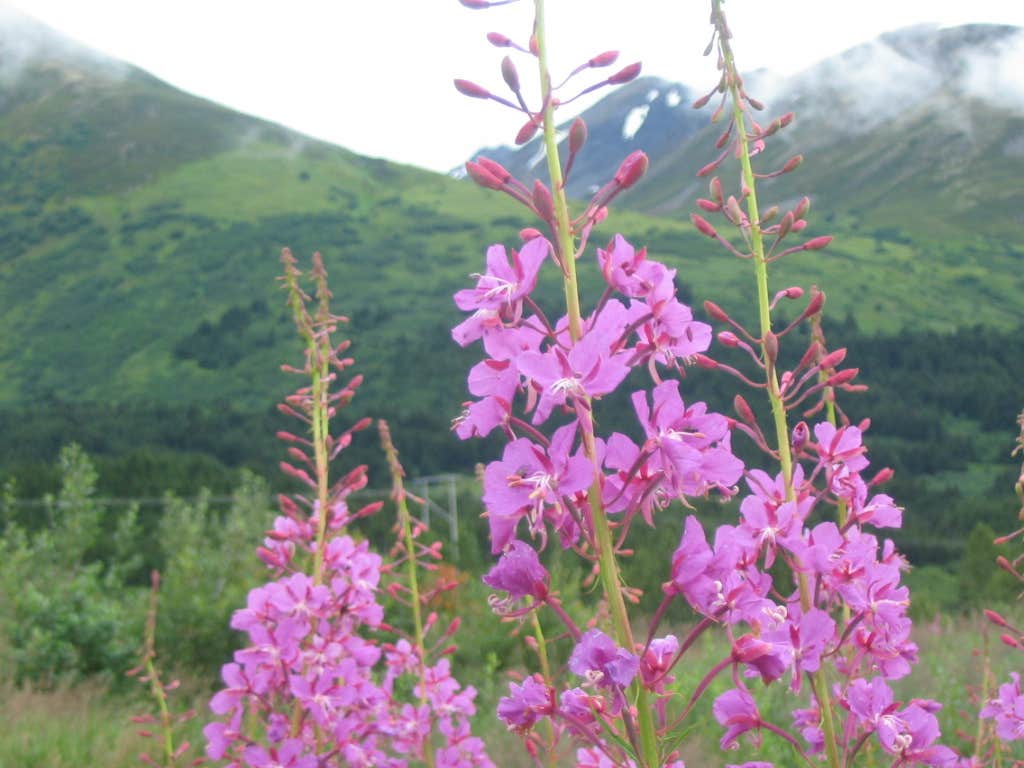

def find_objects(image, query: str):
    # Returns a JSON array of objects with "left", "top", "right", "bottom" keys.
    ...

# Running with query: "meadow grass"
[{"left": 4, "top": 612, "right": 1022, "bottom": 767}]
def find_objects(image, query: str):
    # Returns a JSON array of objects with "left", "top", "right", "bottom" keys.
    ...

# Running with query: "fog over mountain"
[{"left": 467, "top": 23, "right": 1024, "bottom": 219}]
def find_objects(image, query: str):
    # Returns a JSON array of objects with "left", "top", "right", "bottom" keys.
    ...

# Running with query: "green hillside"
[{"left": 0, "top": 16, "right": 1020, "bottom": 562}]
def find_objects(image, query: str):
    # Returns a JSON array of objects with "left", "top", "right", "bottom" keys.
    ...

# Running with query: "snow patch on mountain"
[{"left": 622, "top": 104, "right": 650, "bottom": 140}]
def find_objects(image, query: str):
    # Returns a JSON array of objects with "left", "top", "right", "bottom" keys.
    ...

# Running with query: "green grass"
[{"left": 5, "top": 614, "right": 1022, "bottom": 767}]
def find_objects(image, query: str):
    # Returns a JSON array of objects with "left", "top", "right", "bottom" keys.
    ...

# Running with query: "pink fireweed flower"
[
  {"left": 877, "top": 704, "right": 957, "bottom": 766},
  {"left": 482, "top": 422, "right": 592, "bottom": 552},
  {"left": 517, "top": 328, "right": 631, "bottom": 425},
  {"left": 602, "top": 431, "right": 669, "bottom": 525},
  {"left": 640, "top": 634, "right": 680, "bottom": 691},
  {"left": 454, "top": 238, "right": 549, "bottom": 315},
  {"left": 482, "top": 539, "right": 549, "bottom": 601},
  {"left": 569, "top": 629, "right": 640, "bottom": 689},
  {"left": 631, "top": 380, "right": 743, "bottom": 497},
  {"left": 980, "top": 672, "right": 1024, "bottom": 742},
  {"left": 713, "top": 687, "right": 762, "bottom": 750},
  {"left": 497, "top": 674, "right": 553, "bottom": 731},
  {"left": 596, "top": 234, "right": 671, "bottom": 299}
]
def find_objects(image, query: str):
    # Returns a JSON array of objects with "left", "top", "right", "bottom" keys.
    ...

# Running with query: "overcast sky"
[{"left": 4, "top": 0, "right": 1024, "bottom": 172}]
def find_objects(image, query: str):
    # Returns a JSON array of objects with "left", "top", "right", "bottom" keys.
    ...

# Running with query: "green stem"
[
  {"left": 531, "top": 613, "right": 559, "bottom": 768},
  {"left": 712, "top": 3, "right": 841, "bottom": 766},
  {"left": 533, "top": 3, "right": 658, "bottom": 765},
  {"left": 381, "top": 424, "right": 435, "bottom": 768}
]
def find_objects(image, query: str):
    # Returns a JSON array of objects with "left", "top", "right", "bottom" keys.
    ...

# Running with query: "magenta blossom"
[
  {"left": 482, "top": 539, "right": 549, "bottom": 601},
  {"left": 568, "top": 629, "right": 640, "bottom": 691},
  {"left": 454, "top": 238, "right": 549, "bottom": 314}
]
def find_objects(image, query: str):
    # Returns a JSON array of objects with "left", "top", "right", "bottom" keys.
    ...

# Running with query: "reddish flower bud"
[
  {"left": 454, "top": 79, "right": 491, "bottom": 99},
  {"left": 802, "top": 235, "right": 833, "bottom": 251},
  {"left": 696, "top": 198, "right": 722, "bottom": 212},
  {"left": 717, "top": 330, "right": 740, "bottom": 347},
  {"left": 825, "top": 368, "right": 859, "bottom": 386},
  {"left": 692, "top": 92, "right": 712, "bottom": 109},
  {"left": 778, "top": 211, "right": 795, "bottom": 239},
  {"left": 986, "top": 610, "right": 1012, "bottom": 628},
  {"left": 803, "top": 290, "right": 826, "bottom": 318},
  {"left": 870, "top": 467, "right": 895, "bottom": 486},
  {"left": 465, "top": 161, "right": 504, "bottom": 190},
  {"left": 569, "top": 117, "right": 588, "bottom": 154},
  {"left": 792, "top": 421, "right": 809, "bottom": 452},
  {"left": 782, "top": 155, "right": 804, "bottom": 173},
  {"left": 589, "top": 50, "right": 619, "bottom": 68},
  {"left": 515, "top": 119, "right": 539, "bottom": 145},
  {"left": 531, "top": 180, "right": 554, "bottom": 221},
  {"left": 520, "top": 227, "right": 543, "bottom": 241},
  {"left": 762, "top": 332, "right": 779, "bottom": 364},
  {"left": 1000, "top": 633, "right": 1019, "bottom": 648},
  {"left": 607, "top": 61, "right": 642, "bottom": 85},
  {"left": 818, "top": 348, "right": 848, "bottom": 371},
  {"left": 613, "top": 150, "right": 648, "bottom": 188},
  {"left": 734, "top": 394, "right": 756, "bottom": 425},
  {"left": 710, "top": 176, "right": 724, "bottom": 203},
  {"left": 501, "top": 55, "right": 520, "bottom": 92},
  {"left": 690, "top": 213, "right": 718, "bottom": 239},
  {"left": 703, "top": 300, "right": 730, "bottom": 323},
  {"left": 746, "top": 95, "right": 764, "bottom": 110},
  {"left": 793, "top": 196, "right": 811, "bottom": 218},
  {"left": 693, "top": 354, "right": 718, "bottom": 369},
  {"left": 797, "top": 342, "right": 822, "bottom": 371},
  {"left": 779, "top": 112, "right": 795, "bottom": 128},
  {"left": 487, "top": 31, "right": 513, "bottom": 47},
  {"left": 476, "top": 157, "right": 512, "bottom": 183},
  {"left": 760, "top": 205, "right": 778, "bottom": 224}
]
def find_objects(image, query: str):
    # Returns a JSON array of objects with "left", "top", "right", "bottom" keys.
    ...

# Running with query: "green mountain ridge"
[{"left": 0, "top": 10, "right": 1020, "bottom": 540}]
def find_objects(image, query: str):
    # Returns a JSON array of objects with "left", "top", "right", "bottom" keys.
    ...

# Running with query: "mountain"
[
  {"left": 0, "top": 9, "right": 1021, "bottom": 536},
  {"left": 469, "top": 24, "right": 1024, "bottom": 327}
]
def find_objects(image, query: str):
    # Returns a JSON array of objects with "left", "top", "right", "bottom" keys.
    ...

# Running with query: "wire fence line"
[{"left": 0, "top": 474, "right": 465, "bottom": 552}]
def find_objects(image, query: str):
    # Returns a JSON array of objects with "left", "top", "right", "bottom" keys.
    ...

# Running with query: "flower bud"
[
  {"left": 802, "top": 235, "right": 833, "bottom": 251},
  {"left": 487, "top": 32, "right": 513, "bottom": 47},
  {"left": 569, "top": 117, "right": 587, "bottom": 154},
  {"left": 1000, "top": 633, "right": 1019, "bottom": 648},
  {"left": 717, "top": 330, "right": 740, "bottom": 347},
  {"left": 870, "top": 467, "right": 895, "bottom": 486},
  {"left": 696, "top": 198, "right": 722, "bottom": 212},
  {"left": 709, "top": 176, "right": 724, "bottom": 203},
  {"left": 802, "top": 290, "right": 826, "bottom": 318},
  {"left": 515, "top": 119, "right": 539, "bottom": 145},
  {"left": 532, "top": 180, "right": 554, "bottom": 221},
  {"left": 693, "top": 354, "right": 718, "bottom": 369},
  {"left": 762, "top": 332, "right": 778, "bottom": 365},
  {"left": 778, "top": 211, "right": 794, "bottom": 239},
  {"left": 818, "top": 348, "right": 847, "bottom": 371},
  {"left": 793, "top": 196, "right": 811, "bottom": 218},
  {"left": 791, "top": 421, "right": 809, "bottom": 452},
  {"left": 703, "top": 300, "right": 730, "bottom": 323},
  {"left": 746, "top": 95, "right": 764, "bottom": 111},
  {"left": 465, "top": 161, "right": 504, "bottom": 190},
  {"left": 454, "top": 79, "right": 491, "bottom": 99},
  {"left": 734, "top": 395, "right": 756, "bottom": 425},
  {"left": 477, "top": 157, "right": 512, "bottom": 183},
  {"left": 825, "top": 368, "right": 859, "bottom": 387},
  {"left": 690, "top": 213, "right": 718, "bottom": 238},
  {"left": 520, "top": 227, "right": 543, "bottom": 241},
  {"left": 588, "top": 50, "right": 619, "bottom": 68},
  {"left": 797, "top": 342, "right": 821, "bottom": 371},
  {"left": 613, "top": 150, "right": 648, "bottom": 188},
  {"left": 782, "top": 155, "right": 804, "bottom": 173},
  {"left": 986, "top": 610, "right": 1012, "bottom": 628},
  {"left": 608, "top": 61, "right": 642, "bottom": 85},
  {"left": 501, "top": 55, "right": 520, "bottom": 92}
]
